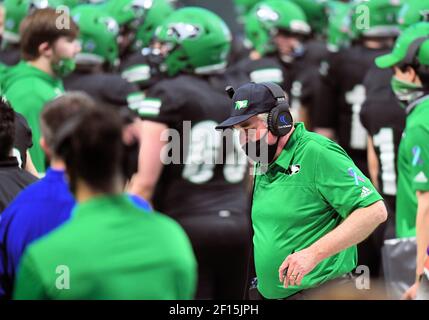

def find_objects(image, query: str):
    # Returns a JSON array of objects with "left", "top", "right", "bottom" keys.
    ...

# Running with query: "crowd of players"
[{"left": 0, "top": 0, "right": 428, "bottom": 299}]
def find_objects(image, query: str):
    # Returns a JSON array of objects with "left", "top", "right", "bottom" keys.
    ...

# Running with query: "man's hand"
[
  {"left": 402, "top": 282, "right": 419, "bottom": 300},
  {"left": 122, "top": 118, "right": 143, "bottom": 146},
  {"left": 278, "top": 247, "right": 320, "bottom": 288}
]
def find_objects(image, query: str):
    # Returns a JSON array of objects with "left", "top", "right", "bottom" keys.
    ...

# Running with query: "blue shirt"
[{"left": 0, "top": 168, "right": 151, "bottom": 299}]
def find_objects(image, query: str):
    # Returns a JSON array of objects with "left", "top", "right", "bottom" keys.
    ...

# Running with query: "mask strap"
[{"left": 406, "top": 94, "right": 429, "bottom": 114}]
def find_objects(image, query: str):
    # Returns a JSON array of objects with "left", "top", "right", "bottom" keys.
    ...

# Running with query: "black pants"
[
  {"left": 357, "top": 223, "right": 386, "bottom": 278},
  {"left": 382, "top": 195, "right": 396, "bottom": 240},
  {"left": 350, "top": 155, "right": 385, "bottom": 278},
  {"left": 178, "top": 212, "right": 252, "bottom": 300}
]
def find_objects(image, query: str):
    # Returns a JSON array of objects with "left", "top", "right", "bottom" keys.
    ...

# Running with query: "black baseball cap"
[{"left": 215, "top": 82, "right": 278, "bottom": 130}]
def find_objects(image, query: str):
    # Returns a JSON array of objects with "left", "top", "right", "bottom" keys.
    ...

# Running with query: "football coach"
[{"left": 216, "top": 82, "right": 388, "bottom": 300}]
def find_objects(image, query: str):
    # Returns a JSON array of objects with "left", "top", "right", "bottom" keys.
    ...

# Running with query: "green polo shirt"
[
  {"left": 252, "top": 123, "right": 383, "bottom": 299},
  {"left": 396, "top": 96, "right": 429, "bottom": 238},
  {"left": 13, "top": 194, "right": 197, "bottom": 300}
]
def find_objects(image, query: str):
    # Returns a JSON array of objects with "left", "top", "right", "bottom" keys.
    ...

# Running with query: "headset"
[
  {"left": 260, "top": 82, "right": 293, "bottom": 137},
  {"left": 225, "top": 82, "right": 293, "bottom": 136}
]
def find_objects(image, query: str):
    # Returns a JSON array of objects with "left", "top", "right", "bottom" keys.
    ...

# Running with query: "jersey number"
[
  {"left": 290, "top": 81, "right": 302, "bottom": 121},
  {"left": 373, "top": 128, "right": 397, "bottom": 196},
  {"left": 346, "top": 85, "right": 367, "bottom": 150},
  {"left": 182, "top": 121, "right": 248, "bottom": 184}
]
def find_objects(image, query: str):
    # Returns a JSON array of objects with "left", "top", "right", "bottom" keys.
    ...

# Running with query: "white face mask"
[{"left": 390, "top": 76, "right": 424, "bottom": 107}]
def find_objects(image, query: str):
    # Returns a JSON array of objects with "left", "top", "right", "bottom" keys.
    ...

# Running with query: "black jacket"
[{"left": 0, "top": 157, "right": 38, "bottom": 213}]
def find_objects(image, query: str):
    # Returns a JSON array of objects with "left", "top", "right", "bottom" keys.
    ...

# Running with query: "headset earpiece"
[
  {"left": 268, "top": 105, "right": 294, "bottom": 136},
  {"left": 260, "top": 82, "right": 293, "bottom": 136}
]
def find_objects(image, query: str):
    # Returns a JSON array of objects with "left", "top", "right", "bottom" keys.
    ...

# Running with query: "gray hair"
[{"left": 257, "top": 113, "right": 269, "bottom": 125}]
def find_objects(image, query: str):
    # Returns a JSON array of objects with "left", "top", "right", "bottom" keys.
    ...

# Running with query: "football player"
[
  {"left": 313, "top": 0, "right": 402, "bottom": 177},
  {"left": 376, "top": 21, "right": 429, "bottom": 300},
  {"left": 230, "top": 0, "right": 326, "bottom": 129},
  {"left": 64, "top": 4, "right": 146, "bottom": 180},
  {"left": 129, "top": 7, "right": 252, "bottom": 300},
  {"left": 119, "top": 0, "right": 176, "bottom": 91},
  {"left": 359, "top": 0, "right": 428, "bottom": 240},
  {"left": 313, "top": 0, "right": 402, "bottom": 278}
]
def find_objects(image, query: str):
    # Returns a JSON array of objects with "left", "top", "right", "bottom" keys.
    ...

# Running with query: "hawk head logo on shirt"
[
  {"left": 256, "top": 5, "right": 280, "bottom": 22},
  {"left": 235, "top": 100, "right": 249, "bottom": 110},
  {"left": 287, "top": 164, "right": 301, "bottom": 175}
]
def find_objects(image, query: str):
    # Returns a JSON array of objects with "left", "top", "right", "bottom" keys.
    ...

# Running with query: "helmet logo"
[
  {"left": 130, "top": 0, "right": 148, "bottom": 21},
  {"left": 132, "top": 0, "right": 151, "bottom": 9},
  {"left": 101, "top": 17, "right": 119, "bottom": 35},
  {"left": 31, "top": 0, "right": 50, "bottom": 10},
  {"left": 167, "top": 23, "right": 201, "bottom": 41},
  {"left": 141, "top": 0, "right": 154, "bottom": 9},
  {"left": 290, "top": 20, "right": 311, "bottom": 34},
  {"left": 256, "top": 5, "right": 279, "bottom": 22}
]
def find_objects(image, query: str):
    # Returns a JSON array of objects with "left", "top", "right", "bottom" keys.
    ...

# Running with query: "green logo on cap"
[{"left": 235, "top": 100, "right": 249, "bottom": 110}]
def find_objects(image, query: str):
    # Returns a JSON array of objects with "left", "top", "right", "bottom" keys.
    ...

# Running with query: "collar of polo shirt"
[{"left": 267, "top": 122, "right": 304, "bottom": 171}]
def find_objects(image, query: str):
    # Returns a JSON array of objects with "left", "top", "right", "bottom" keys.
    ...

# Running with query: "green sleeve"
[
  {"left": 6, "top": 86, "right": 56, "bottom": 173},
  {"left": 406, "top": 126, "right": 429, "bottom": 192},
  {"left": 315, "top": 142, "right": 383, "bottom": 218},
  {"left": 13, "top": 251, "right": 47, "bottom": 300}
]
